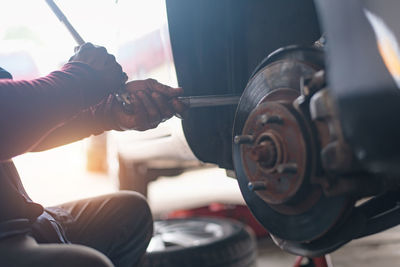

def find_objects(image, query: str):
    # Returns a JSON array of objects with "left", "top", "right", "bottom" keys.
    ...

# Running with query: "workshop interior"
[{"left": 2, "top": 0, "right": 400, "bottom": 266}]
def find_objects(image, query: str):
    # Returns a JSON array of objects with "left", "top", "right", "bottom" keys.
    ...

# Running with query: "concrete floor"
[
  {"left": 14, "top": 141, "right": 400, "bottom": 267},
  {"left": 331, "top": 226, "right": 400, "bottom": 267},
  {"left": 256, "top": 226, "right": 400, "bottom": 267}
]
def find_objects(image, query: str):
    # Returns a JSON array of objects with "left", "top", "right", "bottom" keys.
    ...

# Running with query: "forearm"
[
  {"left": 30, "top": 111, "right": 102, "bottom": 152},
  {"left": 31, "top": 96, "right": 116, "bottom": 152},
  {"left": 0, "top": 63, "right": 100, "bottom": 160}
]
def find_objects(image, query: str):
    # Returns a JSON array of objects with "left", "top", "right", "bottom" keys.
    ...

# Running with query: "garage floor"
[
  {"left": 256, "top": 226, "right": 400, "bottom": 267},
  {"left": 14, "top": 141, "right": 400, "bottom": 267}
]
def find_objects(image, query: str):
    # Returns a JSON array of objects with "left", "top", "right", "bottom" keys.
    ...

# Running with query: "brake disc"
[{"left": 233, "top": 46, "right": 354, "bottom": 243}]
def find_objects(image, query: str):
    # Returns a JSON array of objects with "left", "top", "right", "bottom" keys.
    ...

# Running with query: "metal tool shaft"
[
  {"left": 45, "top": 0, "right": 133, "bottom": 112},
  {"left": 45, "top": 0, "right": 85, "bottom": 45},
  {"left": 45, "top": 1, "right": 239, "bottom": 112},
  {"left": 177, "top": 95, "right": 240, "bottom": 108},
  {"left": 115, "top": 93, "right": 240, "bottom": 110}
]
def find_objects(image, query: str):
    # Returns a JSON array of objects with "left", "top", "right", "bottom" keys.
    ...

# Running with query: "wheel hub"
[
  {"left": 233, "top": 46, "right": 353, "bottom": 243},
  {"left": 239, "top": 99, "right": 310, "bottom": 206}
]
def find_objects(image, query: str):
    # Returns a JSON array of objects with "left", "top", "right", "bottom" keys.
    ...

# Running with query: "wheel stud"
[
  {"left": 258, "top": 114, "right": 269, "bottom": 125},
  {"left": 248, "top": 181, "right": 267, "bottom": 191},
  {"left": 277, "top": 163, "right": 298, "bottom": 174},
  {"left": 234, "top": 135, "right": 254, "bottom": 145}
]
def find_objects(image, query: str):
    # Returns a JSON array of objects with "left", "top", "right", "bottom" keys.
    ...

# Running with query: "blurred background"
[
  {"left": 0, "top": 0, "right": 176, "bottom": 82},
  {"left": 3, "top": 2, "right": 400, "bottom": 266},
  {"left": 0, "top": 0, "right": 243, "bottom": 213}
]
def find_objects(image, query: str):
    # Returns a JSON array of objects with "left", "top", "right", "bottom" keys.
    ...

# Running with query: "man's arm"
[
  {"left": 0, "top": 43, "right": 127, "bottom": 161},
  {"left": 0, "top": 63, "right": 97, "bottom": 161},
  {"left": 30, "top": 96, "right": 114, "bottom": 152},
  {"left": 31, "top": 79, "right": 188, "bottom": 152}
]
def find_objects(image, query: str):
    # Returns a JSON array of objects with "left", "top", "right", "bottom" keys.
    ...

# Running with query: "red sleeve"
[
  {"left": 0, "top": 63, "right": 100, "bottom": 161},
  {"left": 31, "top": 95, "right": 119, "bottom": 152}
]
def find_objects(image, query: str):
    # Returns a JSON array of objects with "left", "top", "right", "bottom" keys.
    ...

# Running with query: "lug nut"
[
  {"left": 277, "top": 163, "right": 298, "bottom": 174},
  {"left": 234, "top": 135, "right": 254, "bottom": 145},
  {"left": 248, "top": 181, "right": 267, "bottom": 191}
]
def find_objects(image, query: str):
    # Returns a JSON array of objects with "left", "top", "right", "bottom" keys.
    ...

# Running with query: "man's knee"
[
  {"left": 111, "top": 191, "right": 153, "bottom": 237},
  {"left": 105, "top": 191, "right": 153, "bottom": 266},
  {"left": 113, "top": 191, "right": 152, "bottom": 220}
]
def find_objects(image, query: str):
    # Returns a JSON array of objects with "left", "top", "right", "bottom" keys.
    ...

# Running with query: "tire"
[{"left": 143, "top": 217, "right": 257, "bottom": 267}]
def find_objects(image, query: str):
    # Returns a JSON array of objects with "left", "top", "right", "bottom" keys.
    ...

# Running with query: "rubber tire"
[{"left": 143, "top": 217, "right": 257, "bottom": 267}]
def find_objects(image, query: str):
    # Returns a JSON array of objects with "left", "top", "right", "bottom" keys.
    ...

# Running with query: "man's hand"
[
  {"left": 69, "top": 42, "right": 128, "bottom": 107},
  {"left": 111, "top": 79, "right": 187, "bottom": 131}
]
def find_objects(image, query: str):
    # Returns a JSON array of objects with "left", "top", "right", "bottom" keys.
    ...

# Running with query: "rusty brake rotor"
[{"left": 233, "top": 46, "right": 353, "bottom": 242}]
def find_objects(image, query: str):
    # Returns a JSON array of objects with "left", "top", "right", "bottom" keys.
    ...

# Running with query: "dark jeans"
[{"left": 0, "top": 191, "right": 153, "bottom": 267}]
